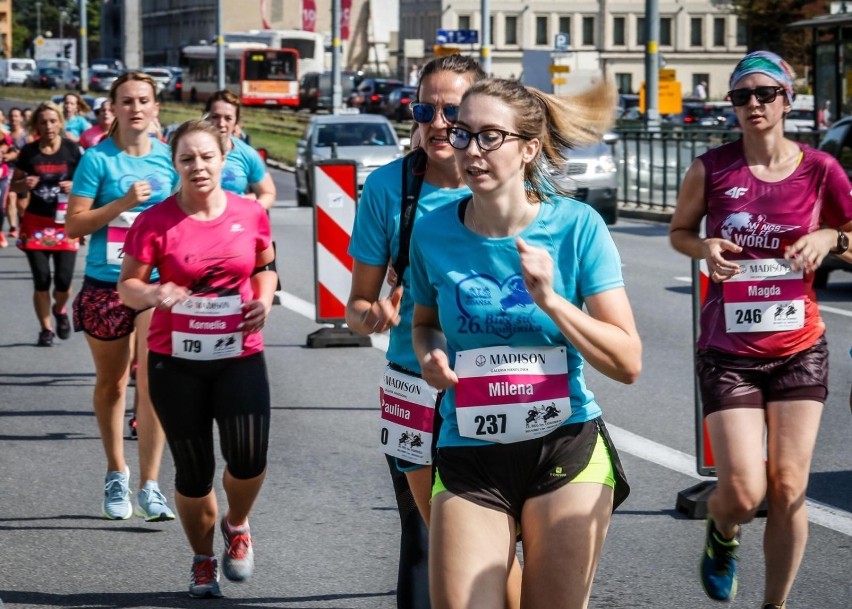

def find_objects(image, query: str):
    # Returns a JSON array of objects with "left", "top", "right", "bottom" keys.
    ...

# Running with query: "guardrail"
[{"left": 611, "top": 127, "right": 822, "bottom": 213}]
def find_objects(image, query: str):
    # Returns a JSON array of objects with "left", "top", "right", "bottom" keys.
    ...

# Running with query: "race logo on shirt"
[
  {"left": 456, "top": 274, "right": 542, "bottom": 339},
  {"left": 719, "top": 212, "right": 798, "bottom": 250}
]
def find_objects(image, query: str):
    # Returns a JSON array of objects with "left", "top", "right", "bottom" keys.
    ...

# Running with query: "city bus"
[
  {"left": 181, "top": 43, "right": 300, "bottom": 108},
  {"left": 224, "top": 30, "right": 326, "bottom": 76}
]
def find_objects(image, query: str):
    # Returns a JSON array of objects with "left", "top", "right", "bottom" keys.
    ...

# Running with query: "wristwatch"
[{"left": 831, "top": 228, "right": 849, "bottom": 254}]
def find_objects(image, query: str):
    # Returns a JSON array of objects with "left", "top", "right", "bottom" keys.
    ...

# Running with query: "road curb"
[{"left": 618, "top": 207, "right": 674, "bottom": 224}]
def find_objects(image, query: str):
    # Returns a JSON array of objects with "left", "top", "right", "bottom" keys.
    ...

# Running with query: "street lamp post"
[
  {"left": 60, "top": 10, "right": 67, "bottom": 41},
  {"left": 36, "top": 2, "right": 43, "bottom": 37}
]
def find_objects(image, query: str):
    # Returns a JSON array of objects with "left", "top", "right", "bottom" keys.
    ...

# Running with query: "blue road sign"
[
  {"left": 554, "top": 32, "right": 570, "bottom": 51},
  {"left": 436, "top": 29, "right": 479, "bottom": 45}
]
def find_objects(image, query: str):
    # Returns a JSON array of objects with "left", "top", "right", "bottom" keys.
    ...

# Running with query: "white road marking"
[{"left": 277, "top": 288, "right": 852, "bottom": 537}]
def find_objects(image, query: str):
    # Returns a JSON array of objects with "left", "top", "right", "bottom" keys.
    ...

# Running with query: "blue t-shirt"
[
  {"left": 222, "top": 136, "right": 267, "bottom": 196},
  {"left": 65, "top": 115, "right": 92, "bottom": 138},
  {"left": 348, "top": 157, "right": 469, "bottom": 372},
  {"left": 409, "top": 197, "right": 624, "bottom": 447},
  {"left": 71, "top": 137, "right": 178, "bottom": 283}
]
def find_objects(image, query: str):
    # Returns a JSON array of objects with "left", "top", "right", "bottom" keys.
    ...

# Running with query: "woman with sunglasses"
[
  {"left": 670, "top": 51, "right": 852, "bottom": 609},
  {"left": 409, "top": 77, "right": 639, "bottom": 609},
  {"left": 347, "top": 55, "right": 525, "bottom": 609}
]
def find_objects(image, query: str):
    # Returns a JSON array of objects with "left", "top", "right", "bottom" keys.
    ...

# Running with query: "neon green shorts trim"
[{"left": 432, "top": 431, "right": 615, "bottom": 499}]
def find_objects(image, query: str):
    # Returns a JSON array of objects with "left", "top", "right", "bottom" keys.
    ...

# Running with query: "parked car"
[
  {"left": 294, "top": 114, "right": 404, "bottom": 206},
  {"left": 381, "top": 86, "right": 416, "bottom": 121},
  {"left": 0, "top": 58, "right": 36, "bottom": 85},
  {"left": 164, "top": 71, "right": 183, "bottom": 101},
  {"left": 25, "top": 66, "right": 76, "bottom": 90},
  {"left": 298, "top": 70, "right": 359, "bottom": 113},
  {"left": 140, "top": 67, "right": 173, "bottom": 97},
  {"left": 813, "top": 116, "right": 852, "bottom": 287},
  {"left": 90, "top": 57, "right": 124, "bottom": 71},
  {"left": 785, "top": 108, "right": 817, "bottom": 132},
  {"left": 346, "top": 78, "right": 405, "bottom": 114},
  {"left": 89, "top": 69, "right": 121, "bottom": 92},
  {"left": 549, "top": 135, "right": 619, "bottom": 225}
]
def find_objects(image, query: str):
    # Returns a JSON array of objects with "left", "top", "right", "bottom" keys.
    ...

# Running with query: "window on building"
[
  {"left": 637, "top": 17, "right": 645, "bottom": 46},
  {"left": 616, "top": 73, "right": 633, "bottom": 95},
  {"left": 490, "top": 16, "right": 494, "bottom": 45},
  {"left": 582, "top": 16, "right": 595, "bottom": 46},
  {"left": 660, "top": 17, "right": 672, "bottom": 46},
  {"left": 613, "top": 16, "right": 625, "bottom": 46},
  {"left": 691, "top": 17, "right": 703, "bottom": 46},
  {"left": 536, "top": 16, "right": 548, "bottom": 45},
  {"left": 736, "top": 19, "right": 748, "bottom": 46},
  {"left": 505, "top": 16, "right": 518, "bottom": 45},
  {"left": 558, "top": 16, "right": 571, "bottom": 44},
  {"left": 459, "top": 15, "right": 471, "bottom": 31},
  {"left": 714, "top": 18, "right": 725, "bottom": 47}
]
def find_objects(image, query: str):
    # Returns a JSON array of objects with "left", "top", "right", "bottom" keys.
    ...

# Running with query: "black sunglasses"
[
  {"left": 728, "top": 86, "right": 786, "bottom": 107},
  {"left": 447, "top": 126, "right": 530, "bottom": 152},
  {"left": 409, "top": 102, "right": 460, "bottom": 124}
]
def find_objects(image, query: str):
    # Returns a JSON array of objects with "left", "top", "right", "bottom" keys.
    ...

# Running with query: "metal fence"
[{"left": 611, "top": 127, "right": 822, "bottom": 212}]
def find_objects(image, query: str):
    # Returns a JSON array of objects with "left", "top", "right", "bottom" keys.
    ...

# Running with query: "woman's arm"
[
  {"left": 412, "top": 303, "right": 458, "bottom": 390},
  {"left": 346, "top": 260, "right": 403, "bottom": 335},
  {"left": 66, "top": 181, "right": 152, "bottom": 239},
  {"left": 249, "top": 173, "right": 276, "bottom": 210},
  {"left": 241, "top": 245, "right": 277, "bottom": 333},
  {"left": 118, "top": 255, "right": 191, "bottom": 311}
]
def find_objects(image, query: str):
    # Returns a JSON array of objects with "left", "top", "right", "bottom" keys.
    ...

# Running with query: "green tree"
[{"left": 11, "top": 0, "right": 101, "bottom": 62}]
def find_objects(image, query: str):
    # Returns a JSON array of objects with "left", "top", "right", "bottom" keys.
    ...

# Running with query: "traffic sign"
[
  {"left": 554, "top": 32, "right": 570, "bottom": 52},
  {"left": 548, "top": 64, "right": 570, "bottom": 73},
  {"left": 639, "top": 81, "right": 683, "bottom": 115},
  {"left": 436, "top": 29, "right": 479, "bottom": 45},
  {"left": 433, "top": 45, "right": 462, "bottom": 57},
  {"left": 34, "top": 36, "right": 45, "bottom": 47},
  {"left": 659, "top": 69, "right": 676, "bottom": 82},
  {"left": 552, "top": 77, "right": 567, "bottom": 86}
]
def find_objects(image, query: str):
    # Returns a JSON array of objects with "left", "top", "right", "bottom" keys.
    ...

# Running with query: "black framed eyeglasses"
[
  {"left": 409, "top": 102, "right": 460, "bottom": 124},
  {"left": 728, "top": 86, "right": 786, "bottom": 107},
  {"left": 447, "top": 127, "right": 531, "bottom": 151}
]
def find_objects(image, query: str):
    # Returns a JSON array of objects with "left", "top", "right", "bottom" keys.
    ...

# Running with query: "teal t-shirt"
[
  {"left": 71, "top": 137, "right": 178, "bottom": 283},
  {"left": 348, "top": 157, "right": 469, "bottom": 372},
  {"left": 65, "top": 115, "right": 92, "bottom": 138},
  {"left": 409, "top": 196, "right": 624, "bottom": 447},
  {"left": 222, "top": 136, "right": 267, "bottom": 195}
]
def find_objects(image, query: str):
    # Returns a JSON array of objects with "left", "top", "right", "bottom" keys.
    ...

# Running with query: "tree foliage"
[{"left": 10, "top": 0, "right": 101, "bottom": 61}]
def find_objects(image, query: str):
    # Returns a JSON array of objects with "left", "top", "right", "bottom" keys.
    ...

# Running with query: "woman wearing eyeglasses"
[
  {"left": 409, "top": 77, "right": 640, "bottom": 609},
  {"left": 669, "top": 51, "right": 852, "bottom": 609},
  {"left": 347, "top": 55, "right": 526, "bottom": 609}
]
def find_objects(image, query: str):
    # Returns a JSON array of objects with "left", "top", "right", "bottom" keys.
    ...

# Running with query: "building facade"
[
  {"left": 399, "top": 0, "right": 749, "bottom": 100},
  {"left": 0, "top": 0, "right": 12, "bottom": 59}
]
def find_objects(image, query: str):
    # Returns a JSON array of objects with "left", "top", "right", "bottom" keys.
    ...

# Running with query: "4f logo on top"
[{"left": 725, "top": 186, "right": 749, "bottom": 199}]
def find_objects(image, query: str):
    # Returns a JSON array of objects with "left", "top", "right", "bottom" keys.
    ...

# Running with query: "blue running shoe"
[
  {"left": 220, "top": 517, "right": 254, "bottom": 582},
  {"left": 189, "top": 555, "right": 223, "bottom": 599},
  {"left": 700, "top": 518, "right": 740, "bottom": 601},
  {"left": 135, "top": 481, "right": 176, "bottom": 522},
  {"left": 103, "top": 467, "right": 132, "bottom": 520}
]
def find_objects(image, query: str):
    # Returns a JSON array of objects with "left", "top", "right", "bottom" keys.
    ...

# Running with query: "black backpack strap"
[{"left": 392, "top": 148, "right": 427, "bottom": 285}]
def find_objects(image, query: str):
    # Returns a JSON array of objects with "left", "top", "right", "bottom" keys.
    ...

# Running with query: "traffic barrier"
[
  {"left": 307, "top": 160, "right": 370, "bottom": 348},
  {"left": 675, "top": 259, "right": 766, "bottom": 518}
]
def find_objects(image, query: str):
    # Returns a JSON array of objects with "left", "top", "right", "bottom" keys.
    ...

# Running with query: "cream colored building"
[
  {"left": 399, "top": 0, "right": 749, "bottom": 100},
  {"left": 0, "top": 0, "right": 12, "bottom": 60}
]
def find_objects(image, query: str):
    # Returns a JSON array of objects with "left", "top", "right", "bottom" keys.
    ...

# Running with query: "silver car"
[
  {"left": 549, "top": 136, "right": 619, "bottom": 225},
  {"left": 294, "top": 114, "right": 404, "bottom": 206}
]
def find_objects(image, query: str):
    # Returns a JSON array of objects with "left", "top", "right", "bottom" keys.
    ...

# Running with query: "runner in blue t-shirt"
[
  {"left": 62, "top": 92, "right": 93, "bottom": 143},
  {"left": 67, "top": 71, "right": 180, "bottom": 525},
  {"left": 346, "top": 56, "right": 526, "bottom": 609},
  {"left": 409, "top": 77, "right": 641, "bottom": 609},
  {"left": 204, "top": 90, "right": 276, "bottom": 209}
]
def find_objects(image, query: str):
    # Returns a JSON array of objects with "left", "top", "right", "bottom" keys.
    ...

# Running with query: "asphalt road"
[{"left": 0, "top": 168, "right": 850, "bottom": 608}]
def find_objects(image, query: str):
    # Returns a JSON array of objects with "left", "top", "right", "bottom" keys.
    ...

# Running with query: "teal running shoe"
[
  {"left": 700, "top": 518, "right": 740, "bottom": 601},
  {"left": 220, "top": 517, "right": 254, "bottom": 582},
  {"left": 135, "top": 481, "right": 176, "bottom": 522},
  {"left": 188, "top": 555, "right": 223, "bottom": 599},
  {"left": 103, "top": 467, "right": 132, "bottom": 520}
]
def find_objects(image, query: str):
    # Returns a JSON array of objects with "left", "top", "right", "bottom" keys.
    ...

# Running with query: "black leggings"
[
  {"left": 24, "top": 249, "right": 77, "bottom": 292},
  {"left": 148, "top": 351, "right": 271, "bottom": 498}
]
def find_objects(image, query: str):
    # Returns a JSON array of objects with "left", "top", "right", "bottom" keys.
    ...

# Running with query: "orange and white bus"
[{"left": 181, "top": 43, "right": 300, "bottom": 108}]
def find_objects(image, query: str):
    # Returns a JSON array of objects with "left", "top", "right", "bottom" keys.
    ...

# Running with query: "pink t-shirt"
[
  {"left": 698, "top": 139, "right": 852, "bottom": 357},
  {"left": 79, "top": 124, "right": 107, "bottom": 149},
  {"left": 124, "top": 192, "right": 272, "bottom": 357}
]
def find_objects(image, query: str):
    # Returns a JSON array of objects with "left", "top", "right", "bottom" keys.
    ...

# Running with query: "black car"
[
  {"left": 298, "top": 70, "right": 359, "bottom": 113},
  {"left": 380, "top": 86, "right": 416, "bottom": 121},
  {"left": 813, "top": 116, "right": 852, "bottom": 287},
  {"left": 347, "top": 78, "right": 405, "bottom": 114},
  {"left": 26, "top": 66, "right": 75, "bottom": 90}
]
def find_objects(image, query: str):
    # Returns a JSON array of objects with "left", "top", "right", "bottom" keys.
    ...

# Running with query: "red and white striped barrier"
[{"left": 308, "top": 161, "right": 370, "bottom": 348}]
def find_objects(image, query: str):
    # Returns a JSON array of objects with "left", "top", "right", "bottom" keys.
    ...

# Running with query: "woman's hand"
[
  {"left": 784, "top": 229, "right": 837, "bottom": 273},
  {"left": 125, "top": 180, "right": 153, "bottom": 209},
  {"left": 58, "top": 180, "right": 73, "bottom": 194},
  {"left": 420, "top": 348, "right": 458, "bottom": 390},
  {"left": 703, "top": 238, "right": 743, "bottom": 282},
  {"left": 23, "top": 175, "right": 40, "bottom": 190},
  {"left": 517, "top": 238, "right": 555, "bottom": 305},
  {"left": 360, "top": 286, "right": 403, "bottom": 334},
  {"left": 239, "top": 300, "right": 269, "bottom": 334},
  {"left": 153, "top": 282, "right": 191, "bottom": 310}
]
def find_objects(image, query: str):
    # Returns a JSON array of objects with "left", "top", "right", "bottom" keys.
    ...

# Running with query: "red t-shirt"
[
  {"left": 124, "top": 192, "right": 272, "bottom": 357},
  {"left": 698, "top": 139, "right": 852, "bottom": 356}
]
